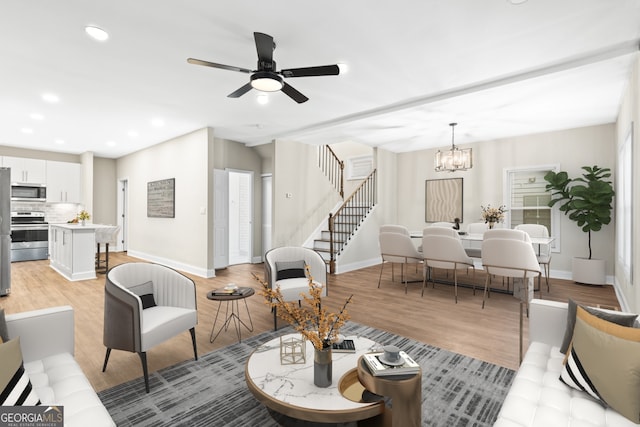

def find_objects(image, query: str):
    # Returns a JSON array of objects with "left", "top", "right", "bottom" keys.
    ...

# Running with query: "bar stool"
[{"left": 96, "top": 225, "right": 121, "bottom": 273}]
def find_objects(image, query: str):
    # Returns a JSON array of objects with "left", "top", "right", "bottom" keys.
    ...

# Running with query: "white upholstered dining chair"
[
  {"left": 480, "top": 238, "right": 541, "bottom": 309},
  {"left": 378, "top": 232, "right": 423, "bottom": 294},
  {"left": 422, "top": 234, "right": 475, "bottom": 303},
  {"left": 380, "top": 224, "right": 410, "bottom": 235},
  {"left": 515, "top": 224, "right": 551, "bottom": 292}
]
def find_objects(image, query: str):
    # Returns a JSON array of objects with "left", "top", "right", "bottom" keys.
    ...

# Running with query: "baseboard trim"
[{"left": 126, "top": 250, "right": 216, "bottom": 278}]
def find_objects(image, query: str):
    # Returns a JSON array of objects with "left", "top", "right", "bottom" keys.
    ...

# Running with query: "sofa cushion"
[
  {"left": 560, "top": 306, "right": 640, "bottom": 423},
  {"left": 0, "top": 337, "right": 40, "bottom": 405},
  {"left": 494, "top": 341, "right": 639, "bottom": 427},
  {"left": 25, "top": 352, "right": 115, "bottom": 427},
  {"left": 559, "top": 299, "right": 638, "bottom": 354},
  {"left": 276, "top": 260, "right": 306, "bottom": 280}
]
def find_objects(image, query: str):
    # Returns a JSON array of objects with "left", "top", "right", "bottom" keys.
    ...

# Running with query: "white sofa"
[
  {"left": 5, "top": 306, "right": 115, "bottom": 427},
  {"left": 494, "top": 299, "right": 637, "bottom": 427}
]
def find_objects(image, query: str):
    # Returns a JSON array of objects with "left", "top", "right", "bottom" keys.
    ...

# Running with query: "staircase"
[{"left": 313, "top": 169, "right": 377, "bottom": 273}]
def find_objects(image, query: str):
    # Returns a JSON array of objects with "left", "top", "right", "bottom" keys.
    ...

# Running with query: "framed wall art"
[
  {"left": 147, "top": 178, "right": 175, "bottom": 218},
  {"left": 425, "top": 178, "right": 463, "bottom": 223}
]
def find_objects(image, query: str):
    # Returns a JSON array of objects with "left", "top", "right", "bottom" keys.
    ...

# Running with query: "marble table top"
[{"left": 245, "top": 334, "right": 383, "bottom": 413}]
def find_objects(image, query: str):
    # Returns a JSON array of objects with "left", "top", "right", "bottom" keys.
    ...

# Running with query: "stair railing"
[
  {"left": 327, "top": 169, "right": 377, "bottom": 273},
  {"left": 318, "top": 145, "right": 344, "bottom": 199}
]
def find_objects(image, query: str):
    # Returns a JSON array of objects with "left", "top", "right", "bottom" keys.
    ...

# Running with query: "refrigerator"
[{"left": 0, "top": 167, "right": 10, "bottom": 296}]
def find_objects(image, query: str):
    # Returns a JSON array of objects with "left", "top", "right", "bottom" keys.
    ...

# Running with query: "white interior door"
[
  {"left": 262, "top": 174, "right": 272, "bottom": 259},
  {"left": 117, "top": 179, "right": 128, "bottom": 251},
  {"left": 228, "top": 170, "right": 252, "bottom": 265},
  {"left": 213, "top": 169, "right": 229, "bottom": 269}
]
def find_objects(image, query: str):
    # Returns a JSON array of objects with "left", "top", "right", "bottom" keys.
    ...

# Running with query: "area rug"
[{"left": 98, "top": 322, "right": 514, "bottom": 426}]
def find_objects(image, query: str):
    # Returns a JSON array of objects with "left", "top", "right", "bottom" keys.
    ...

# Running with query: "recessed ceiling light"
[
  {"left": 55, "top": 139, "right": 65, "bottom": 145},
  {"left": 85, "top": 25, "right": 109, "bottom": 41},
  {"left": 21, "top": 128, "right": 33, "bottom": 134},
  {"left": 257, "top": 94, "right": 269, "bottom": 105},
  {"left": 151, "top": 118, "right": 165, "bottom": 127},
  {"left": 508, "top": 0, "right": 528, "bottom": 4},
  {"left": 30, "top": 113, "right": 44, "bottom": 120},
  {"left": 106, "top": 140, "right": 117, "bottom": 147},
  {"left": 42, "top": 93, "right": 59, "bottom": 103},
  {"left": 127, "top": 130, "right": 139, "bottom": 138}
]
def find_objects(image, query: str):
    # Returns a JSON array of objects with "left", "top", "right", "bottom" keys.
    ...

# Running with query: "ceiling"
[{"left": 1, "top": 1, "right": 639, "bottom": 159}]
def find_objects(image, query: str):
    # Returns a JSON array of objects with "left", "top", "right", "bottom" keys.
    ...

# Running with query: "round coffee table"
[
  {"left": 245, "top": 334, "right": 386, "bottom": 426},
  {"left": 206, "top": 287, "right": 255, "bottom": 343}
]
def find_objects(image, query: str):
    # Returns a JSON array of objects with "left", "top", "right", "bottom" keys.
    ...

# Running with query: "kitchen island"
[{"left": 49, "top": 223, "right": 112, "bottom": 281}]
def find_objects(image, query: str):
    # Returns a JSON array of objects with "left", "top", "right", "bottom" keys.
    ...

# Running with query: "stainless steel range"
[{"left": 10, "top": 211, "right": 49, "bottom": 262}]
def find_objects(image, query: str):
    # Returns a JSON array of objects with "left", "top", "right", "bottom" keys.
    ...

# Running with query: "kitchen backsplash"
[{"left": 11, "top": 202, "right": 83, "bottom": 224}]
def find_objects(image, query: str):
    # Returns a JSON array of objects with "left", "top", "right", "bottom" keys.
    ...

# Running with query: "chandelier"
[{"left": 434, "top": 123, "right": 473, "bottom": 172}]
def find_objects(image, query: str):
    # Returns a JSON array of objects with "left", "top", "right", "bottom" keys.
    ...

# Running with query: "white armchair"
[
  {"left": 103, "top": 262, "right": 198, "bottom": 393},
  {"left": 264, "top": 247, "right": 328, "bottom": 330}
]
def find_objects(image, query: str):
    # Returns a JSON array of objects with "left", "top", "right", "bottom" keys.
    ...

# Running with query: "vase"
[
  {"left": 314, "top": 347, "right": 332, "bottom": 387},
  {"left": 488, "top": 221, "right": 495, "bottom": 229},
  {"left": 81, "top": 219, "right": 86, "bottom": 226}
]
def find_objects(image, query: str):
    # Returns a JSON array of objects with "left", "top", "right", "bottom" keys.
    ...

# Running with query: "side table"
[
  {"left": 357, "top": 357, "right": 422, "bottom": 427},
  {"left": 206, "top": 287, "right": 255, "bottom": 343}
]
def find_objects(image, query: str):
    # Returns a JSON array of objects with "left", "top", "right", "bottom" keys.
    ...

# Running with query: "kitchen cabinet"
[
  {"left": 50, "top": 224, "right": 98, "bottom": 281},
  {"left": 2, "top": 156, "right": 46, "bottom": 184},
  {"left": 46, "top": 161, "right": 81, "bottom": 203}
]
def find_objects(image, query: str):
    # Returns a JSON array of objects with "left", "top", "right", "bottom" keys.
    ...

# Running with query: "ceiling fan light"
[{"left": 251, "top": 72, "right": 284, "bottom": 92}]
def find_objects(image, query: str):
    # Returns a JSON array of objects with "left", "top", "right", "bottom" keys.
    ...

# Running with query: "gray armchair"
[{"left": 102, "top": 262, "right": 198, "bottom": 392}]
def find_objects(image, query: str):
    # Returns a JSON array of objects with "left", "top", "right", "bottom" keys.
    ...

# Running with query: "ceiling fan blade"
[
  {"left": 281, "top": 64, "right": 340, "bottom": 78},
  {"left": 281, "top": 82, "right": 309, "bottom": 103},
  {"left": 228, "top": 83, "right": 253, "bottom": 98},
  {"left": 254, "top": 32, "right": 274, "bottom": 65},
  {"left": 187, "top": 58, "right": 252, "bottom": 74}
]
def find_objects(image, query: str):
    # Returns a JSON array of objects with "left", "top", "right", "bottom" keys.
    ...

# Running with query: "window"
[
  {"left": 616, "top": 125, "right": 633, "bottom": 283},
  {"left": 346, "top": 155, "right": 373, "bottom": 180},
  {"left": 505, "top": 165, "right": 559, "bottom": 251}
]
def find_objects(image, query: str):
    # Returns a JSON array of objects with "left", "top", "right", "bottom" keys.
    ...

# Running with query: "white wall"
[
  {"left": 395, "top": 124, "right": 616, "bottom": 279},
  {"left": 116, "top": 128, "right": 212, "bottom": 276},
  {"left": 272, "top": 140, "right": 341, "bottom": 248}
]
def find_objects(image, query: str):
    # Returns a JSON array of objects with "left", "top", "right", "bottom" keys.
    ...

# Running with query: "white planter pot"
[{"left": 572, "top": 257, "right": 606, "bottom": 285}]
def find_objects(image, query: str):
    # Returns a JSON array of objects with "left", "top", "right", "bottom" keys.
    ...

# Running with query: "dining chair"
[
  {"left": 422, "top": 234, "right": 475, "bottom": 303},
  {"left": 379, "top": 224, "right": 410, "bottom": 235},
  {"left": 482, "top": 228, "right": 532, "bottom": 292},
  {"left": 378, "top": 232, "right": 423, "bottom": 294},
  {"left": 463, "top": 222, "right": 488, "bottom": 258},
  {"left": 430, "top": 222, "right": 455, "bottom": 229},
  {"left": 483, "top": 228, "right": 531, "bottom": 242},
  {"left": 515, "top": 224, "right": 552, "bottom": 292},
  {"left": 418, "top": 225, "right": 460, "bottom": 253},
  {"left": 480, "top": 238, "right": 541, "bottom": 309}
]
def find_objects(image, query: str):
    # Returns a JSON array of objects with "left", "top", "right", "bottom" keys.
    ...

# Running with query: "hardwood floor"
[{"left": 0, "top": 253, "right": 619, "bottom": 393}]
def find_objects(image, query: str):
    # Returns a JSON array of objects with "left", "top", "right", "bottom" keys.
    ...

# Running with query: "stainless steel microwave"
[{"left": 11, "top": 184, "right": 46, "bottom": 202}]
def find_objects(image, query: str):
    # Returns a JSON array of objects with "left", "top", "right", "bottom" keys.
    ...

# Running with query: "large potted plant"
[{"left": 544, "top": 165, "right": 615, "bottom": 285}]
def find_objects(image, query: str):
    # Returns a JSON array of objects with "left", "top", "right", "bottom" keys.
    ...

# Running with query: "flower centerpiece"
[
  {"left": 481, "top": 204, "right": 506, "bottom": 228},
  {"left": 252, "top": 268, "right": 352, "bottom": 387},
  {"left": 252, "top": 268, "right": 352, "bottom": 350},
  {"left": 77, "top": 210, "right": 90, "bottom": 225}
]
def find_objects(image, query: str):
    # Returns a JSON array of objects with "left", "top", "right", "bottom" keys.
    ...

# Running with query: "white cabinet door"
[
  {"left": 46, "top": 161, "right": 81, "bottom": 203},
  {"left": 2, "top": 157, "right": 46, "bottom": 184}
]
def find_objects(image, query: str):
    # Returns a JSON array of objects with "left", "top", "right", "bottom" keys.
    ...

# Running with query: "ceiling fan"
[{"left": 187, "top": 32, "right": 340, "bottom": 104}]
